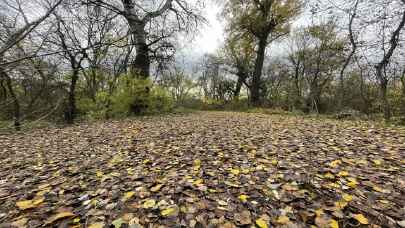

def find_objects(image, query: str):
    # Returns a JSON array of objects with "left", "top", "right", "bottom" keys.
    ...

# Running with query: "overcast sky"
[
  {"left": 175, "top": 1, "right": 313, "bottom": 71},
  {"left": 175, "top": 2, "right": 225, "bottom": 70}
]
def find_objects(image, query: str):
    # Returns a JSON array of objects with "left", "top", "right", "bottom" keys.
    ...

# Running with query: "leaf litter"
[{"left": 0, "top": 112, "right": 404, "bottom": 227}]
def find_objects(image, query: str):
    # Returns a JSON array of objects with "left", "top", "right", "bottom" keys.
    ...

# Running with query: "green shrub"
[
  {"left": 77, "top": 92, "right": 110, "bottom": 120},
  {"left": 108, "top": 75, "right": 174, "bottom": 116},
  {"left": 149, "top": 87, "right": 174, "bottom": 114}
]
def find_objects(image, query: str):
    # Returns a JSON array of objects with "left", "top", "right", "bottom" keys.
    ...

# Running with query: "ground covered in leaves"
[{"left": 0, "top": 112, "right": 404, "bottom": 228}]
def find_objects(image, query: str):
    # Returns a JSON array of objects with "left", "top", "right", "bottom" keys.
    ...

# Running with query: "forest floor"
[{"left": 0, "top": 111, "right": 404, "bottom": 228}]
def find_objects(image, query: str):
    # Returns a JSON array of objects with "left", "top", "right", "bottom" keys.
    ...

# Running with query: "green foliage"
[
  {"left": 148, "top": 87, "right": 174, "bottom": 114},
  {"left": 78, "top": 74, "right": 174, "bottom": 119},
  {"left": 77, "top": 92, "right": 110, "bottom": 120},
  {"left": 109, "top": 75, "right": 152, "bottom": 116}
]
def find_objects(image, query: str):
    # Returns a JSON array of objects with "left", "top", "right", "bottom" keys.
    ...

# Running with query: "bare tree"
[
  {"left": 85, "top": 0, "right": 205, "bottom": 78},
  {"left": 0, "top": 0, "right": 63, "bottom": 57},
  {"left": 374, "top": 0, "right": 405, "bottom": 120}
]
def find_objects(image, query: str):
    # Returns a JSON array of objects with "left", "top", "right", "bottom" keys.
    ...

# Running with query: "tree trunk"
[
  {"left": 376, "top": 69, "right": 391, "bottom": 120},
  {"left": 400, "top": 72, "right": 405, "bottom": 115},
  {"left": 126, "top": 20, "right": 150, "bottom": 79},
  {"left": 293, "top": 63, "right": 302, "bottom": 109},
  {"left": 1, "top": 70, "right": 21, "bottom": 131},
  {"left": 65, "top": 69, "right": 79, "bottom": 124},
  {"left": 234, "top": 71, "right": 247, "bottom": 99},
  {"left": 251, "top": 38, "right": 267, "bottom": 106},
  {"left": 375, "top": 6, "right": 405, "bottom": 120},
  {"left": 338, "top": 0, "right": 359, "bottom": 111}
]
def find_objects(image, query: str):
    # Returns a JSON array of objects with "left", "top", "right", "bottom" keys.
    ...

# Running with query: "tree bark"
[
  {"left": 251, "top": 38, "right": 267, "bottom": 106},
  {"left": 293, "top": 61, "right": 302, "bottom": 108},
  {"left": 338, "top": 0, "right": 359, "bottom": 110},
  {"left": 1, "top": 69, "right": 21, "bottom": 131},
  {"left": 377, "top": 76, "right": 391, "bottom": 120},
  {"left": 65, "top": 69, "right": 79, "bottom": 124},
  {"left": 234, "top": 70, "right": 248, "bottom": 99},
  {"left": 400, "top": 70, "right": 405, "bottom": 115},
  {"left": 375, "top": 6, "right": 405, "bottom": 120}
]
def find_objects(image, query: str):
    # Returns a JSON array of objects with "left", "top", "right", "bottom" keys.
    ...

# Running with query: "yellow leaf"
[
  {"left": 329, "top": 219, "right": 339, "bottom": 228},
  {"left": 96, "top": 171, "right": 104, "bottom": 178},
  {"left": 122, "top": 191, "right": 135, "bottom": 201},
  {"left": 276, "top": 215, "right": 290, "bottom": 224},
  {"left": 73, "top": 218, "right": 81, "bottom": 223},
  {"left": 372, "top": 186, "right": 384, "bottom": 193},
  {"left": 143, "top": 159, "right": 151, "bottom": 164},
  {"left": 353, "top": 214, "right": 369, "bottom": 224},
  {"left": 256, "top": 164, "right": 265, "bottom": 170},
  {"left": 88, "top": 223, "right": 105, "bottom": 228},
  {"left": 45, "top": 212, "right": 75, "bottom": 225},
  {"left": 241, "top": 168, "right": 250, "bottom": 174},
  {"left": 372, "top": 160, "right": 381, "bottom": 165},
  {"left": 338, "top": 171, "right": 349, "bottom": 177},
  {"left": 335, "top": 200, "right": 348, "bottom": 209},
  {"left": 150, "top": 184, "right": 163, "bottom": 192},
  {"left": 327, "top": 182, "right": 340, "bottom": 189},
  {"left": 37, "top": 184, "right": 50, "bottom": 190},
  {"left": 329, "top": 160, "right": 341, "bottom": 168},
  {"left": 324, "top": 172, "right": 335, "bottom": 179},
  {"left": 230, "top": 168, "right": 240, "bottom": 175},
  {"left": 16, "top": 197, "right": 44, "bottom": 210},
  {"left": 356, "top": 159, "right": 368, "bottom": 165},
  {"left": 193, "top": 179, "right": 203, "bottom": 185},
  {"left": 347, "top": 177, "right": 358, "bottom": 188},
  {"left": 143, "top": 199, "right": 156, "bottom": 208},
  {"left": 239, "top": 194, "right": 249, "bottom": 202},
  {"left": 255, "top": 218, "right": 268, "bottom": 228},
  {"left": 315, "top": 209, "right": 324, "bottom": 217},
  {"left": 342, "top": 193, "right": 353, "bottom": 202},
  {"left": 193, "top": 159, "right": 201, "bottom": 166},
  {"left": 271, "top": 159, "right": 278, "bottom": 165},
  {"left": 161, "top": 206, "right": 178, "bottom": 217},
  {"left": 11, "top": 218, "right": 28, "bottom": 228}
]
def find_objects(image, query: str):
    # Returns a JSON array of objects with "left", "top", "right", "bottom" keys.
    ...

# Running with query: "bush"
[
  {"left": 149, "top": 87, "right": 174, "bottom": 114},
  {"left": 77, "top": 92, "right": 110, "bottom": 120},
  {"left": 108, "top": 75, "right": 174, "bottom": 117}
]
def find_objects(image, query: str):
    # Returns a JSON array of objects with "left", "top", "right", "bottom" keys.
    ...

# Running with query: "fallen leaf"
[
  {"left": 329, "top": 219, "right": 339, "bottom": 228},
  {"left": 16, "top": 198, "right": 44, "bottom": 210},
  {"left": 45, "top": 211, "right": 75, "bottom": 225},
  {"left": 142, "top": 199, "right": 156, "bottom": 208},
  {"left": 342, "top": 193, "right": 353, "bottom": 202},
  {"left": 151, "top": 184, "right": 163, "bottom": 192},
  {"left": 338, "top": 171, "right": 349, "bottom": 177},
  {"left": 353, "top": 214, "right": 369, "bottom": 225},
  {"left": 329, "top": 160, "right": 342, "bottom": 168},
  {"left": 276, "top": 215, "right": 290, "bottom": 224},
  {"left": 88, "top": 223, "right": 105, "bottom": 228},
  {"left": 193, "top": 179, "right": 203, "bottom": 185},
  {"left": 122, "top": 191, "right": 135, "bottom": 202},
  {"left": 373, "top": 160, "right": 382, "bottom": 166},
  {"left": 238, "top": 194, "right": 249, "bottom": 202},
  {"left": 161, "top": 206, "right": 179, "bottom": 217},
  {"left": 230, "top": 168, "right": 240, "bottom": 175},
  {"left": 255, "top": 218, "right": 268, "bottom": 228},
  {"left": 112, "top": 218, "right": 125, "bottom": 228},
  {"left": 11, "top": 218, "right": 28, "bottom": 228}
]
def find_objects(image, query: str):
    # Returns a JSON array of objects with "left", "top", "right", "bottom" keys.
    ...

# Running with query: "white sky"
[
  {"left": 175, "top": 2, "right": 225, "bottom": 71},
  {"left": 193, "top": 3, "right": 225, "bottom": 54}
]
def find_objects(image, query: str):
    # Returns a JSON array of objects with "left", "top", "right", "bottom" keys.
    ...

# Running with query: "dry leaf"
[
  {"left": 16, "top": 197, "right": 44, "bottom": 210},
  {"left": 353, "top": 214, "right": 369, "bottom": 224},
  {"left": 45, "top": 211, "right": 75, "bottom": 225},
  {"left": 255, "top": 218, "right": 268, "bottom": 228}
]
